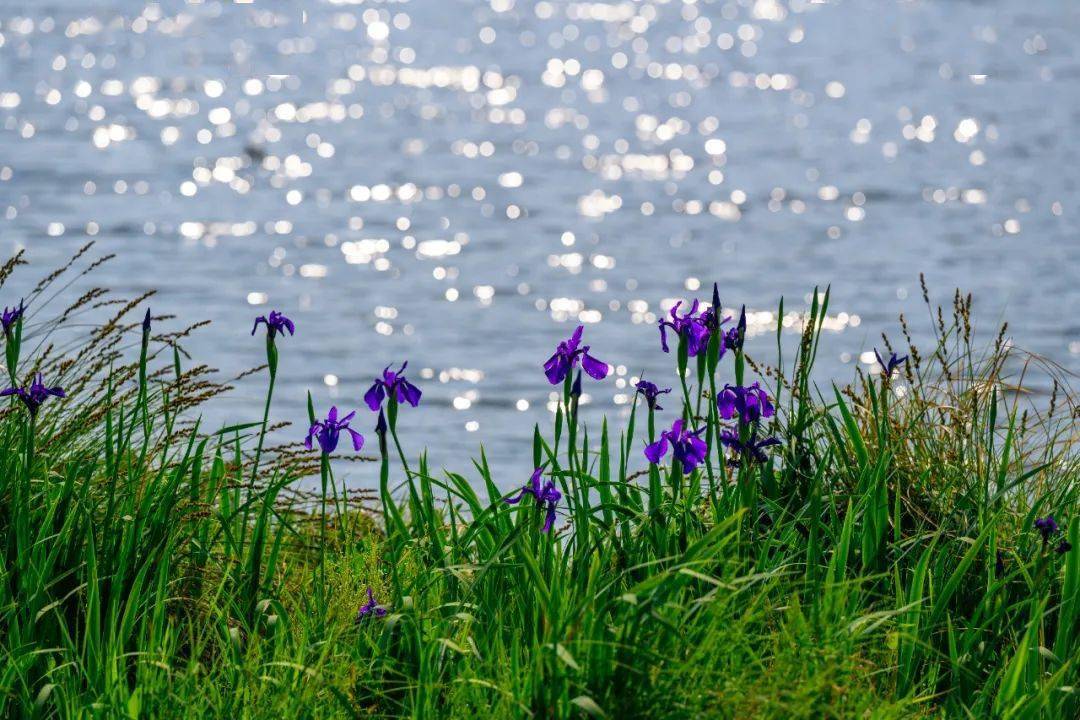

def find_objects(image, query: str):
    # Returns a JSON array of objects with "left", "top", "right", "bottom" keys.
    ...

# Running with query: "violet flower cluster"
[
  {"left": 656, "top": 287, "right": 748, "bottom": 361},
  {"left": 1034, "top": 515, "right": 1058, "bottom": 542},
  {"left": 634, "top": 378, "right": 671, "bottom": 411},
  {"left": 248, "top": 283, "right": 781, "bottom": 541},
  {"left": 304, "top": 406, "right": 364, "bottom": 454},
  {"left": 722, "top": 306, "right": 747, "bottom": 353},
  {"left": 874, "top": 349, "right": 907, "bottom": 378},
  {"left": 642, "top": 289, "right": 779, "bottom": 471},
  {"left": 1, "top": 300, "right": 24, "bottom": 338},
  {"left": 364, "top": 362, "right": 422, "bottom": 411},
  {"left": 645, "top": 419, "right": 708, "bottom": 473},
  {"left": 356, "top": 587, "right": 388, "bottom": 620},
  {"left": 1035, "top": 516, "right": 1072, "bottom": 554},
  {"left": 505, "top": 466, "right": 562, "bottom": 532},
  {"left": 716, "top": 382, "right": 780, "bottom": 466},
  {"left": 251, "top": 310, "right": 295, "bottom": 340},
  {"left": 1, "top": 373, "right": 65, "bottom": 417},
  {"left": 717, "top": 431, "right": 781, "bottom": 465},
  {"left": 543, "top": 325, "right": 608, "bottom": 385},
  {"left": 716, "top": 383, "right": 774, "bottom": 424},
  {"left": 658, "top": 299, "right": 715, "bottom": 357}
]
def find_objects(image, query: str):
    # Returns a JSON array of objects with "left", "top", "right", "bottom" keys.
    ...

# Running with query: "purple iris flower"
[
  {"left": 142, "top": 307, "right": 152, "bottom": 334},
  {"left": 719, "top": 429, "right": 781, "bottom": 465},
  {"left": 634, "top": 379, "right": 671, "bottom": 411},
  {"left": 1, "top": 300, "right": 25, "bottom": 337},
  {"left": 356, "top": 587, "right": 387, "bottom": 620},
  {"left": 1, "top": 373, "right": 65, "bottom": 417},
  {"left": 543, "top": 325, "right": 608, "bottom": 385},
  {"left": 716, "top": 383, "right": 774, "bottom": 424},
  {"left": 364, "top": 362, "right": 422, "bottom": 411},
  {"left": 644, "top": 419, "right": 708, "bottom": 473},
  {"left": 1034, "top": 516, "right": 1058, "bottom": 542},
  {"left": 251, "top": 310, "right": 295, "bottom": 340},
  {"left": 658, "top": 300, "right": 712, "bottom": 356},
  {"left": 722, "top": 327, "right": 740, "bottom": 351},
  {"left": 874, "top": 349, "right": 907, "bottom": 378},
  {"left": 995, "top": 550, "right": 1006, "bottom": 575},
  {"left": 505, "top": 466, "right": 562, "bottom": 533},
  {"left": 1034, "top": 515, "right": 1071, "bottom": 554},
  {"left": 722, "top": 306, "right": 747, "bottom": 352},
  {"left": 701, "top": 287, "right": 731, "bottom": 337},
  {"left": 1034, "top": 516, "right": 1058, "bottom": 544},
  {"left": 304, "top": 406, "right": 364, "bottom": 454}
]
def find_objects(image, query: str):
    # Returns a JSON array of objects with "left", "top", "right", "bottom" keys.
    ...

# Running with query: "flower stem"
[
  {"left": 248, "top": 357, "right": 277, "bottom": 489},
  {"left": 318, "top": 450, "right": 330, "bottom": 607}
]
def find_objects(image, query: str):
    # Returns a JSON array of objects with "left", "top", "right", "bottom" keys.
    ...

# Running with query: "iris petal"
[
  {"left": 542, "top": 503, "right": 557, "bottom": 533},
  {"left": 364, "top": 382, "right": 385, "bottom": 412},
  {"left": 399, "top": 379, "right": 422, "bottom": 407},
  {"left": 529, "top": 467, "right": 545, "bottom": 495},
  {"left": 304, "top": 422, "right": 320, "bottom": 450},
  {"left": 717, "top": 387, "right": 736, "bottom": 419},
  {"left": 581, "top": 351, "right": 609, "bottom": 380},
  {"left": 543, "top": 353, "right": 566, "bottom": 384},
  {"left": 540, "top": 481, "right": 561, "bottom": 504},
  {"left": 347, "top": 428, "right": 365, "bottom": 451},
  {"left": 504, "top": 488, "right": 527, "bottom": 505},
  {"left": 567, "top": 325, "right": 584, "bottom": 353},
  {"left": 658, "top": 322, "right": 671, "bottom": 353},
  {"left": 319, "top": 426, "right": 339, "bottom": 454},
  {"left": 644, "top": 436, "right": 669, "bottom": 464}
]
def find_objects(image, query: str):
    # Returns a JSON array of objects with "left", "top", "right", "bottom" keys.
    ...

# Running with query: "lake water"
[{"left": 1, "top": 0, "right": 1077, "bottom": 482}]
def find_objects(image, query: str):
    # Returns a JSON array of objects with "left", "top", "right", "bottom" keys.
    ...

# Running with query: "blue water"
[{"left": 1, "top": 0, "right": 1077, "bottom": 483}]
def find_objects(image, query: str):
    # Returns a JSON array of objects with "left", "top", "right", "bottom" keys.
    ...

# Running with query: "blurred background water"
[{"left": 0, "top": 0, "right": 1077, "bottom": 483}]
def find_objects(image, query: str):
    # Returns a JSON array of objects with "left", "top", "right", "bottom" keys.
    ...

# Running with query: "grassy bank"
[{"left": 0, "top": 247, "right": 1077, "bottom": 719}]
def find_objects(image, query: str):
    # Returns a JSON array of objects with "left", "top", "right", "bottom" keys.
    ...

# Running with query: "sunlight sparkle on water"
[{"left": 0, "top": 0, "right": 1073, "bottom": 463}]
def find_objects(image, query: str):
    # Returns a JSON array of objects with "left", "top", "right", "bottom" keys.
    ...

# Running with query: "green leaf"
[
  {"left": 555, "top": 643, "right": 580, "bottom": 671},
  {"left": 571, "top": 695, "right": 607, "bottom": 717}
]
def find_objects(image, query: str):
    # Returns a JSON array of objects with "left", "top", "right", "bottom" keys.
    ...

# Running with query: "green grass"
[{"left": 1, "top": 249, "right": 1077, "bottom": 719}]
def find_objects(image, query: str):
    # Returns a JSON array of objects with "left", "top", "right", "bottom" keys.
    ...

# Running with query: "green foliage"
[{"left": 0, "top": 253, "right": 1076, "bottom": 718}]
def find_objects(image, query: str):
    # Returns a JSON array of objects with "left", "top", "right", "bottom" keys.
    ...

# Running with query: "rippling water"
[{"left": 1, "top": 1, "right": 1077, "bottom": 478}]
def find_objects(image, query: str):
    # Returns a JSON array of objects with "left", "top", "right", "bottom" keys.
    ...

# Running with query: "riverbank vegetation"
[{"left": 1, "top": 246, "right": 1076, "bottom": 718}]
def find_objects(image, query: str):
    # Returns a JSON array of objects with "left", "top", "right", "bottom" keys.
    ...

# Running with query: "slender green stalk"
[{"left": 248, "top": 333, "right": 278, "bottom": 489}]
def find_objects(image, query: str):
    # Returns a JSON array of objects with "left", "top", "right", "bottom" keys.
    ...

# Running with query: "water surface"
[{"left": 1, "top": 0, "right": 1077, "bottom": 480}]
